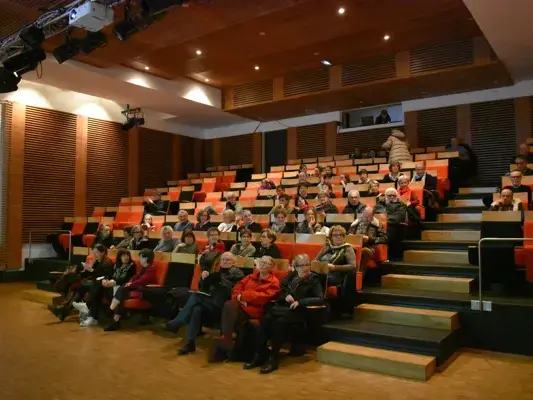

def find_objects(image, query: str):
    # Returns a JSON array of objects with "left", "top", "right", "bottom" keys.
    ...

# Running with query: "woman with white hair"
[
  {"left": 244, "top": 254, "right": 324, "bottom": 374},
  {"left": 382, "top": 129, "right": 411, "bottom": 163},
  {"left": 218, "top": 209, "right": 237, "bottom": 232},
  {"left": 153, "top": 225, "right": 180, "bottom": 252}
]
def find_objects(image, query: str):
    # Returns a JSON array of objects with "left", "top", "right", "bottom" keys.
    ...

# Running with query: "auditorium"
[{"left": 2, "top": 0, "right": 533, "bottom": 398}]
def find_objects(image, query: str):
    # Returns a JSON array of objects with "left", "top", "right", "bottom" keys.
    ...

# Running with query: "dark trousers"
[
  {"left": 168, "top": 293, "right": 220, "bottom": 342},
  {"left": 327, "top": 272, "right": 345, "bottom": 287},
  {"left": 113, "top": 286, "right": 133, "bottom": 316},
  {"left": 257, "top": 310, "right": 303, "bottom": 358},
  {"left": 387, "top": 223, "right": 405, "bottom": 259},
  {"left": 220, "top": 299, "right": 250, "bottom": 342}
]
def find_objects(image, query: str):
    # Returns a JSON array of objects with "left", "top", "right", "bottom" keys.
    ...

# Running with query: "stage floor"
[{"left": 2, "top": 283, "right": 533, "bottom": 400}]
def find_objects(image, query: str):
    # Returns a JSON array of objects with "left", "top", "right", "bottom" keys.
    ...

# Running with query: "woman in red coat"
[
  {"left": 104, "top": 249, "right": 157, "bottom": 331},
  {"left": 209, "top": 256, "right": 281, "bottom": 363}
]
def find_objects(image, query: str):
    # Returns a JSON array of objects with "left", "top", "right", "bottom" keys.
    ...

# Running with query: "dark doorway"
[{"left": 265, "top": 129, "right": 287, "bottom": 172}]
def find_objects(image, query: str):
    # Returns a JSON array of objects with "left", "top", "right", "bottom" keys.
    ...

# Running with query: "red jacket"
[
  {"left": 200, "top": 241, "right": 225, "bottom": 256},
  {"left": 398, "top": 186, "right": 420, "bottom": 207},
  {"left": 128, "top": 264, "right": 157, "bottom": 299},
  {"left": 232, "top": 271, "right": 280, "bottom": 319}
]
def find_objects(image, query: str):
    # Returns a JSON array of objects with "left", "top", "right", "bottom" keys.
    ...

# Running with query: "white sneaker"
[
  {"left": 80, "top": 317, "right": 98, "bottom": 327},
  {"left": 79, "top": 312, "right": 89, "bottom": 325},
  {"left": 72, "top": 302, "right": 89, "bottom": 314}
]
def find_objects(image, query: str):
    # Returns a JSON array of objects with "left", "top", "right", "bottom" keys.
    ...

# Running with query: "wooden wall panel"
[
  {"left": 471, "top": 99, "right": 516, "bottom": 185},
  {"left": 457, "top": 104, "right": 471, "bottom": 145},
  {"left": 193, "top": 138, "right": 204, "bottom": 173},
  {"left": 74, "top": 116, "right": 88, "bottom": 217},
  {"left": 204, "top": 139, "right": 214, "bottom": 168},
  {"left": 417, "top": 106, "right": 457, "bottom": 147},
  {"left": 252, "top": 132, "right": 262, "bottom": 173},
  {"left": 128, "top": 126, "right": 139, "bottom": 196},
  {"left": 287, "top": 127, "right": 297, "bottom": 161},
  {"left": 514, "top": 97, "right": 532, "bottom": 147},
  {"left": 324, "top": 122, "right": 337, "bottom": 157},
  {"left": 0, "top": 102, "right": 12, "bottom": 269},
  {"left": 220, "top": 134, "right": 253, "bottom": 165},
  {"left": 86, "top": 118, "right": 129, "bottom": 214},
  {"left": 23, "top": 107, "right": 76, "bottom": 242},
  {"left": 336, "top": 126, "right": 398, "bottom": 155},
  {"left": 404, "top": 111, "right": 418, "bottom": 148},
  {"left": 171, "top": 135, "right": 181, "bottom": 180},
  {"left": 181, "top": 135, "right": 196, "bottom": 175},
  {"left": 297, "top": 124, "right": 325, "bottom": 159},
  {"left": 138, "top": 127, "right": 173, "bottom": 191}
]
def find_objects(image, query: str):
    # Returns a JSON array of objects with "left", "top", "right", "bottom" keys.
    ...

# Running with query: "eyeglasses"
[
  {"left": 386, "top": 194, "right": 397, "bottom": 198},
  {"left": 220, "top": 258, "right": 233, "bottom": 261},
  {"left": 331, "top": 233, "right": 344, "bottom": 237}
]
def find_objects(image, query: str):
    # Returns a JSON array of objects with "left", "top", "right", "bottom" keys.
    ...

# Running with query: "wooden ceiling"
[{"left": 2, "top": 0, "right": 484, "bottom": 88}]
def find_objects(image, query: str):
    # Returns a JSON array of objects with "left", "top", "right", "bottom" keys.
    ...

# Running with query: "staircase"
[{"left": 318, "top": 186, "right": 494, "bottom": 381}]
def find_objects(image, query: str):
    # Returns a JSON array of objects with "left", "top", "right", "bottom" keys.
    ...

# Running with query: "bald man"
[
  {"left": 490, "top": 189, "right": 524, "bottom": 211},
  {"left": 411, "top": 162, "right": 437, "bottom": 192}
]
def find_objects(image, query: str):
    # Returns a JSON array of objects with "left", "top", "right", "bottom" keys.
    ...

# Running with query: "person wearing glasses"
[
  {"left": 209, "top": 256, "right": 280, "bottom": 363},
  {"left": 256, "top": 229, "right": 282, "bottom": 259},
  {"left": 377, "top": 187, "right": 407, "bottom": 259},
  {"left": 314, "top": 225, "right": 357, "bottom": 288},
  {"left": 128, "top": 225, "right": 150, "bottom": 250},
  {"left": 244, "top": 254, "right": 324, "bottom": 374},
  {"left": 164, "top": 252, "right": 244, "bottom": 355}
]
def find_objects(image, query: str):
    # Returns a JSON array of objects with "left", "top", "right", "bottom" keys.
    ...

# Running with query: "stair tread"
[
  {"left": 384, "top": 260, "right": 475, "bottom": 268},
  {"left": 404, "top": 250, "right": 468, "bottom": 254},
  {"left": 357, "top": 303, "right": 457, "bottom": 318},
  {"left": 404, "top": 240, "right": 477, "bottom": 244},
  {"left": 325, "top": 320, "right": 452, "bottom": 343},
  {"left": 320, "top": 341, "right": 435, "bottom": 365},
  {"left": 384, "top": 274, "right": 473, "bottom": 283},
  {"left": 360, "top": 286, "right": 475, "bottom": 302}
]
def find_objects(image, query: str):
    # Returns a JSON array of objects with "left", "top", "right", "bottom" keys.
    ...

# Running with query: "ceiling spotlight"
[
  {"left": 19, "top": 26, "right": 45, "bottom": 49},
  {"left": 196, "top": 49, "right": 202, "bottom": 55},
  {"left": 204, "top": 78, "right": 209, "bottom": 82},
  {"left": 0, "top": 67, "right": 22, "bottom": 94},
  {"left": 259, "top": 31, "right": 266, "bottom": 36},
  {"left": 78, "top": 30, "right": 107, "bottom": 54},
  {"left": 254, "top": 65, "right": 260, "bottom": 70},
  {"left": 52, "top": 32, "right": 82, "bottom": 64},
  {"left": 383, "top": 34, "right": 390, "bottom": 41},
  {"left": 321, "top": 60, "right": 332, "bottom": 66},
  {"left": 144, "top": 66, "right": 150, "bottom": 70},
  {"left": 121, "top": 104, "right": 145, "bottom": 131},
  {"left": 3, "top": 48, "right": 46, "bottom": 75},
  {"left": 337, "top": 7, "right": 345, "bottom": 15},
  {"left": 113, "top": 18, "right": 140, "bottom": 41}
]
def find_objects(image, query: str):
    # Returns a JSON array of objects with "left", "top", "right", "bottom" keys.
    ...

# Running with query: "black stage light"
[
  {"left": 19, "top": 26, "right": 45, "bottom": 49},
  {"left": 122, "top": 117, "right": 145, "bottom": 131},
  {"left": 79, "top": 31, "right": 107, "bottom": 54},
  {"left": 3, "top": 48, "right": 46, "bottom": 75},
  {"left": 53, "top": 38, "right": 81, "bottom": 64},
  {"left": 113, "top": 18, "right": 139, "bottom": 41},
  {"left": 140, "top": 0, "right": 187, "bottom": 16},
  {"left": 0, "top": 67, "right": 22, "bottom": 93}
]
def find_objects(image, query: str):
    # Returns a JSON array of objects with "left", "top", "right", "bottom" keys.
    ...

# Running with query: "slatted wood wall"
[
  {"left": 0, "top": 102, "right": 12, "bottom": 268},
  {"left": 23, "top": 107, "right": 76, "bottom": 242},
  {"left": 471, "top": 99, "right": 516, "bottom": 185},
  {"left": 410, "top": 39, "right": 474, "bottom": 74},
  {"left": 336, "top": 126, "right": 398, "bottom": 155},
  {"left": 342, "top": 54, "right": 396, "bottom": 86},
  {"left": 234, "top": 80, "right": 274, "bottom": 107},
  {"left": 180, "top": 135, "right": 196, "bottom": 175},
  {"left": 417, "top": 106, "right": 457, "bottom": 147},
  {"left": 284, "top": 68, "right": 329, "bottom": 97},
  {"left": 220, "top": 134, "right": 253, "bottom": 165},
  {"left": 297, "top": 124, "right": 326, "bottom": 159},
  {"left": 138, "top": 127, "right": 173, "bottom": 191},
  {"left": 204, "top": 139, "right": 214, "bottom": 167},
  {"left": 86, "top": 119, "right": 129, "bottom": 215}
]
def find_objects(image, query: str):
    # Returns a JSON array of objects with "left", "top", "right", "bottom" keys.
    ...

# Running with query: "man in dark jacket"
[
  {"left": 145, "top": 191, "right": 168, "bottom": 215},
  {"left": 411, "top": 163, "right": 437, "bottom": 192},
  {"left": 513, "top": 155, "right": 533, "bottom": 176},
  {"left": 342, "top": 190, "right": 367, "bottom": 215},
  {"left": 240, "top": 209, "right": 262, "bottom": 233},
  {"left": 164, "top": 252, "right": 244, "bottom": 355},
  {"left": 377, "top": 188, "right": 407, "bottom": 259},
  {"left": 348, "top": 207, "right": 387, "bottom": 274},
  {"left": 317, "top": 191, "right": 339, "bottom": 215}
]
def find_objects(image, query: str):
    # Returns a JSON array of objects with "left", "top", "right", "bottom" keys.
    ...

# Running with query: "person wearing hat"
[{"left": 382, "top": 129, "right": 411, "bottom": 164}]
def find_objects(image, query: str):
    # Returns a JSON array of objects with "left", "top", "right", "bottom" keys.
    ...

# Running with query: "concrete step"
[
  {"left": 355, "top": 303, "right": 460, "bottom": 331},
  {"left": 381, "top": 274, "right": 473, "bottom": 294},
  {"left": 382, "top": 260, "right": 478, "bottom": 279},
  {"left": 448, "top": 199, "right": 484, "bottom": 207},
  {"left": 439, "top": 206, "right": 485, "bottom": 214},
  {"left": 403, "top": 250, "right": 469, "bottom": 265},
  {"left": 21, "top": 289, "right": 60, "bottom": 306},
  {"left": 421, "top": 230, "right": 480, "bottom": 241},
  {"left": 421, "top": 221, "right": 481, "bottom": 231},
  {"left": 317, "top": 341, "right": 436, "bottom": 381},
  {"left": 438, "top": 213, "right": 482, "bottom": 222},
  {"left": 458, "top": 187, "right": 496, "bottom": 194},
  {"left": 403, "top": 240, "right": 475, "bottom": 251}
]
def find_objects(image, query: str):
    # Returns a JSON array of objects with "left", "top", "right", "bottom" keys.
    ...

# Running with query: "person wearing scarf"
[
  {"left": 314, "top": 225, "right": 357, "bottom": 288},
  {"left": 270, "top": 208, "right": 293, "bottom": 234},
  {"left": 411, "top": 162, "right": 437, "bottom": 191}
]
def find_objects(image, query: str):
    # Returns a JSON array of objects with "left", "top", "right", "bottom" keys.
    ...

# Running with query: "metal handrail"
[
  {"left": 477, "top": 237, "right": 533, "bottom": 310},
  {"left": 29, "top": 229, "right": 72, "bottom": 265}
]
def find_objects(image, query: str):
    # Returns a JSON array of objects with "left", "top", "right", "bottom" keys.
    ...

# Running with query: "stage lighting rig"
[{"left": 121, "top": 104, "right": 145, "bottom": 131}]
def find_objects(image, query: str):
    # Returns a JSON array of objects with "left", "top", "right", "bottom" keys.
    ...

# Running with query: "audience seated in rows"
[
  {"left": 153, "top": 226, "right": 180, "bottom": 252},
  {"left": 194, "top": 209, "right": 213, "bottom": 231},
  {"left": 490, "top": 189, "right": 524, "bottom": 211},
  {"left": 130, "top": 225, "right": 150, "bottom": 250},
  {"left": 230, "top": 229, "right": 257, "bottom": 257},
  {"left": 348, "top": 207, "right": 387, "bottom": 274},
  {"left": 174, "top": 210, "right": 194, "bottom": 231},
  {"left": 270, "top": 209, "right": 293, "bottom": 234},
  {"left": 376, "top": 188, "right": 407, "bottom": 259},
  {"left": 257, "top": 229, "right": 282, "bottom": 259},
  {"left": 174, "top": 230, "right": 199, "bottom": 255},
  {"left": 244, "top": 254, "right": 324, "bottom": 374},
  {"left": 316, "top": 191, "right": 339, "bottom": 214},
  {"left": 382, "top": 161, "right": 404, "bottom": 187},
  {"left": 342, "top": 190, "right": 366, "bottom": 215},
  {"left": 92, "top": 224, "right": 114, "bottom": 249},
  {"left": 295, "top": 207, "right": 324, "bottom": 234},
  {"left": 218, "top": 209, "right": 238, "bottom": 232}
]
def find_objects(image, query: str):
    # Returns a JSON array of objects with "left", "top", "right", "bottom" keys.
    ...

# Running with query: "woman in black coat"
[{"left": 244, "top": 254, "right": 324, "bottom": 374}]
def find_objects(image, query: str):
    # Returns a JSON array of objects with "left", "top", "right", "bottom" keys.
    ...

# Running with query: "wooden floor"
[{"left": 2, "top": 283, "right": 533, "bottom": 400}]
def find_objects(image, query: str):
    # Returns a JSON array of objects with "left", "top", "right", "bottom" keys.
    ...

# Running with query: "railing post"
[{"left": 28, "top": 231, "right": 33, "bottom": 264}]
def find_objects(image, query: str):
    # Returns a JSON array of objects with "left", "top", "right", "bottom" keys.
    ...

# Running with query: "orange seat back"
[
  {"left": 277, "top": 242, "right": 294, "bottom": 261},
  {"left": 201, "top": 182, "right": 216, "bottom": 192},
  {"left": 293, "top": 243, "right": 323, "bottom": 260},
  {"left": 71, "top": 221, "right": 86, "bottom": 235}
]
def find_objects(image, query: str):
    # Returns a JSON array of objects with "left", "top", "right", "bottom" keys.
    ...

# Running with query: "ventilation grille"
[
  {"left": 204, "top": 139, "right": 214, "bottom": 168},
  {"left": 410, "top": 39, "right": 474, "bottom": 74},
  {"left": 297, "top": 124, "right": 326, "bottom": 159},
  {"left": 471, "top": 100, "right": 515, "bottom": 185},
  {"left": 417, "top": 106, "right": 457, "bottom": 148},
  {"left": 86, "top": 119, "right": 129, "bottom": 215},
  {"left": 336, "top": 126, "right": 400, "bottom": 155},
  {"left": 180, "top": 135, "right": 196, "bottom": 176},
  {"left": 0, "top": 102, "right": 12, "bottom": 267},
  {"left": 342, "top": 55, "right": 396, "bottom": 86},
  {"left": 284, "top": 67, "right": 330, "bottom": 97},
  {"left": 221, "top": 134, "right": 253, "bottom": 165},
  {"left": 23, "top": 107, "right": 76, "bottom": 242},
  {"left": 139, "top": 128, "right": 173, "bottom": 191},
  {"left": 234, "top": 80, "right": 273, "bottom": 107}
]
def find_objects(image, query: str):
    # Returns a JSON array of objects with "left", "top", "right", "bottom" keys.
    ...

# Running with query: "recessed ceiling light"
[
  {"left": 321, "top": 60, "right": 332, "bottom": 66},
  {"left": 259, "top": 31, "right": 266, "bottom": 36},
  {"left": 254, "top": 65, "right": 260, "bottom": 70},
  {"left": 144, "top": 66, "right": 149, "bottom": 70},
  {"left": 383, "top": 34, "right": 390, "bottom": 41},
  {"left": 204, "top": 78, "right": 209, "bottom": 82},
  {"left": 338, "top": 7, "right": 345, "bottom": 15},
  {"left": 196, "top": 49, "right": 202, "bottom": 55},
  {"left": 314, "top": 52, "right": 320, "bottom": 56}
]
